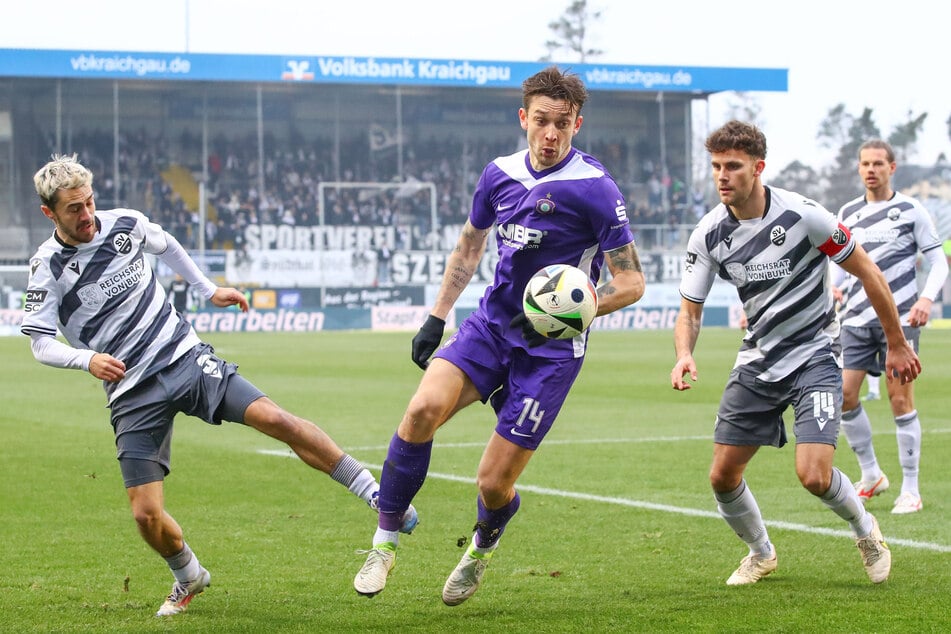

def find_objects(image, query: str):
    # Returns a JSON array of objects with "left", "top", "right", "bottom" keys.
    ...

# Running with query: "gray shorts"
[
  {"left": 841, "top": 325, "right": 919, "bottom": 376},
  {"left": 714, "top": 355, "right": 842, "bottom": 448},
  {"left": 434, "top": 314, "right": 584, "bottom": 450},
  {"left": 109, "top": 342, "right": 265, "bottom": 487}
]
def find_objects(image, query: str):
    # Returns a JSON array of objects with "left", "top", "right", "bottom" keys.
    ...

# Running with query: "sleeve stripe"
[{"left": 21, "top": 326, "right": 58, "bottom": 337}]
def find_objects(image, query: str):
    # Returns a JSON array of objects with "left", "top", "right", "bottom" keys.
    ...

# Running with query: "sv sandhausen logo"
[
  {"left": 112, "top": 232, "right": 133, "bottom": 255},
  {"left": 770, "top": 225, "right": 786, "bottom": 245}
]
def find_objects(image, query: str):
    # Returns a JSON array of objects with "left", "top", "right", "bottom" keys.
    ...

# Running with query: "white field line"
[
  {"left": 336, "top": 427, "right": 951, "bottom": 453},
  {"left": 257, "top": 438, "right": 951, "bottom": 553}
]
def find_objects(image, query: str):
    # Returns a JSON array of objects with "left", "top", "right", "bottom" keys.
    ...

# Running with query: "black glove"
[
  {"left": 411, "top": 315, "right": 446, "bottom": 370},
  {"left": 510, "top": 313, "right": 548, "bottom": 348}
]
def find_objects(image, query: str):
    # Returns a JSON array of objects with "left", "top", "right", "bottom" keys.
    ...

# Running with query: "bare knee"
[
  {"left": 401, "top": 394, "right": 448, "bottom": 440},
  {"left": 246, "top": 400, "right": 299, "bottom": 437},
  {"left": 889, "top": 393, "right": 912, "bottom": 414},
  {"left": 797, "top": 468, "right": 830, "bottom": 496},
  {"left": 709, "top": 465, "right": 743, "bottom": 493},
  {"left": 476, "top": 473, "right": 512, "bottom": 509},
  {"left": 129, "top": 496, "right": 165, "bottom": 535}
]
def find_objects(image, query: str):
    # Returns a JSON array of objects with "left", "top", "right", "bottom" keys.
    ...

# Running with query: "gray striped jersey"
[
  {"left": 837, "top": 191, "right": 942, "bottom": 327},
  {"left": 680, "top": 187, "right": 854, "bottom": 381},
  {"left": 21, "top": 209, "right": 202, "bottom": 403}
]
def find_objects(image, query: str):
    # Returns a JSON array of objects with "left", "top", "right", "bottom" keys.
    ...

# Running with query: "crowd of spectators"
[{"left": 49, "top": 127, "right": 700, "bottom": 252}]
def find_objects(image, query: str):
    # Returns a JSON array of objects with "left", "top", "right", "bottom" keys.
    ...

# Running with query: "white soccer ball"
[{"left": 522, "top": 264, "right": 599, "bottom": 339}]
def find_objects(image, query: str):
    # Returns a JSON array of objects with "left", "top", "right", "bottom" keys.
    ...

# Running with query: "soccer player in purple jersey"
[
  {"left": 670, "top": 121, "right": 920, "bottom": 586},
  {"left": 354, "top": 66, "right": 646, "bottom": 604},
  {"left": 832, "top": 140, "right": 948, "bottom": 514},
  {"left": 22, "top": 154, "right": 416, "bottom": 617}
]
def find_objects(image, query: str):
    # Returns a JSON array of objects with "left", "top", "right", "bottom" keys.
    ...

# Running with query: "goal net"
[{"left": 317, "top": 180, "right": 437, "bottom": 235}]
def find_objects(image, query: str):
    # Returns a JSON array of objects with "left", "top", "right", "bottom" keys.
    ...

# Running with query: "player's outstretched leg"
[{"left": 156, "top": 567, "right": 211, "bottom": 617}]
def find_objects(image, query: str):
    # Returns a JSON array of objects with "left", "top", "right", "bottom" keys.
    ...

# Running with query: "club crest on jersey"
[
  {"left": 534, "top": 196, "right": 555, "bottom": 215},
  {"left": 770, "top": 226, "right": 786, "bottom": 246},
  {"left": 77, "top": 284, "right": 106, "bottom": 310},
  {"left": 725, "top": 262, "right": 748, "bottom": 286},
  {"left": 887, "top": 207, "right": 901, "bottom": 221},
  {"left": 113, "top": 232, "right": 133, "bottom": 254}
]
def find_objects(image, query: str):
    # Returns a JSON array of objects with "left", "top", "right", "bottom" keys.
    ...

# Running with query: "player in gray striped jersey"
[
  {"left": 671, "top": 121, "right": 920, "bottom": 586},
  {"left": 21, "top": 154, "right": 415, "bottom": 617},
  {"left": 832, "top": 139, "right": 949, "bottom": 515}
]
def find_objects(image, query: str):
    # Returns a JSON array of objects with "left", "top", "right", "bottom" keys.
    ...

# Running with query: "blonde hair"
[{"left": 33, "top": 154, "right": 94, "bottom": 208}]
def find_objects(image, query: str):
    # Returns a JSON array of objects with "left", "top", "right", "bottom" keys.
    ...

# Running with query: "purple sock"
[
  {"left": 474, "top": 491, "right": 521, "bottom": 548},
  {"left": 377, "top": 433, "right": 432, "bottom": 531}
]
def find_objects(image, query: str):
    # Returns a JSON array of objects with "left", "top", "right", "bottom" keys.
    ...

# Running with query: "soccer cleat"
[
  {"left": 891, "top": 492, "right": 923, "bottom": 515},
  {"left": 442, "top": 544, "right": 493, "bottom": 606},
  {"left": 725, "top": 551, "right": 777, "bottom": 586},
  {"left": 155, "top": 567, "right": 211, "bottom": 617},
  {"left": 354, "top": 543, "right": 396, "bottom": 597},
  {"left": 862, "top": 391, "right": 881, "bottom": 401},
  {"left": 853, "top": 474, "right": 889, "bottom": 502},
  {"left": 856, "top": 513, "right": 891, "bottom": 583},
  {"left": 369, "top": 491, "right": 419, "bottom": 534}
]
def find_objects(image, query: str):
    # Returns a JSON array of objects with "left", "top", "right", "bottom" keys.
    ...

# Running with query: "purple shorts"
[{"left": 434, "top": 314, "right": 584, "bottom": 450}]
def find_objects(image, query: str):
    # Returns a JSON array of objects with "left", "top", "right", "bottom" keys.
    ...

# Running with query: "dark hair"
[
  {"left": 522, "top": 66, "right": 588, "bottom": 114},
  {"left": 859, "top": 139, "right": 895, "bottom": 163},
  {"left": 705, "top": 120, "right": 767, "bottom": 160}
]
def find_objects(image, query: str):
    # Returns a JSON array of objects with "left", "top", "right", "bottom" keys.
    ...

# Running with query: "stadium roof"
[{"left": 0, "top": 48, "right": 787, "bottom": 95}]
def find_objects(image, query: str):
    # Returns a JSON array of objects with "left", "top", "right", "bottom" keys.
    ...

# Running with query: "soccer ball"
[{"left": 522, "top": 264, "right": 599, "bottom": 339}]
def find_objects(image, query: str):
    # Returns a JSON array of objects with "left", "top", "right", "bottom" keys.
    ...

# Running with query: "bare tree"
[
  {"left": 887, "top": 110, "right": 928, "bottom": 163},
  {"left": 721, "top": 92, "right": 763, "bottom": 125},
  {"left": 540, "top": 0, "right": 604, "bottom": 63}
]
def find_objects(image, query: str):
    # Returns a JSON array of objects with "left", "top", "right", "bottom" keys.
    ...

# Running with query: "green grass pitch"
[{"left": 2, "top": 327, "right": 950, "bottom": 632}]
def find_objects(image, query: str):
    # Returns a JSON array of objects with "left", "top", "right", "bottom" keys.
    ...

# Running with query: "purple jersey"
[{"left": 469, "top": 147, "right": 634, "bottom": 357}]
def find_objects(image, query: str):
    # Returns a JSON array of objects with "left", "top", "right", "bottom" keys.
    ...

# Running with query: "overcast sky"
[{"left": 2, "top": 0, "right": 947, "bottom": 179}]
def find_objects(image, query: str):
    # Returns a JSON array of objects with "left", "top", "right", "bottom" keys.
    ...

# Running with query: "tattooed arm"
[
  {"left": 596, "top": 241, "right": 646, "bottom": 315},
  {"left": 429, "top": 219, "right": 491, "bottom": 320}
]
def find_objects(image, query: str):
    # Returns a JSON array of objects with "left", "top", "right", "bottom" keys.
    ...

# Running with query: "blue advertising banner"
[{"left": 0, "top": 48, "right": 787, "bottom": 94}]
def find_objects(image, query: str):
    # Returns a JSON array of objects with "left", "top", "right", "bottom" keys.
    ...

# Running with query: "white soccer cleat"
[
  {"left": 726, "top": 550, "right": 777, "bottom": 586},
  {"left": 354, "top": 544, "right": 396, "bottom": 597},
  {"left": 853, "top": 474, "right": 889, "bottom": 502},
  {"left": 155, "top": 567, "right": 211, "bottom": 617},
  {"left": 856, "top": 514, "right": 891, "bottom": 583},
  {"left": 891, "top": 492, "right": 923, "bottom": 515},
  {"left": 442, "top": 544, "right": 493, "bottom": 606}
]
